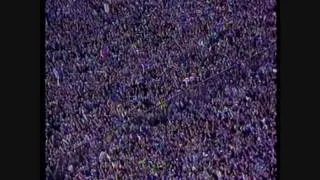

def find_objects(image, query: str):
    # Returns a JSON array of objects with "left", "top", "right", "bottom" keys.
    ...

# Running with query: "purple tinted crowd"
[{"left": 45, "top": 0, "right": 277, "bottom": 179}]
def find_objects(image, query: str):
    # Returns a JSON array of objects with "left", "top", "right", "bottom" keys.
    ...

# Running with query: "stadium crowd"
[{"left": 45, "top": 0, "right": 277, "bottom": 179}]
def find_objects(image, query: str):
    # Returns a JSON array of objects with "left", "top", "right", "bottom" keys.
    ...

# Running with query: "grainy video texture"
[{"left": 45, "top": 0, "right": 277, "bottom": 179}]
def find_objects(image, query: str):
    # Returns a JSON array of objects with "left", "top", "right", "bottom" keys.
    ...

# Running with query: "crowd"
[{"left": 45, "top": 0, "right": 277, "bottom": 179}]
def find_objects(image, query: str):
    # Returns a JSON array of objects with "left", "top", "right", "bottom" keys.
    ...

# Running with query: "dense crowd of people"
[{"left": 45, "top": 0, "right": 277, "bottom": 179}]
